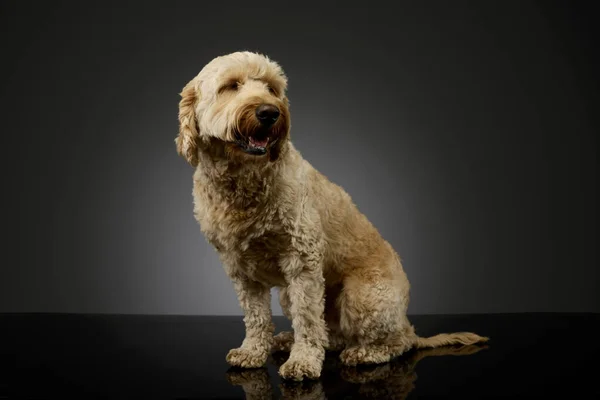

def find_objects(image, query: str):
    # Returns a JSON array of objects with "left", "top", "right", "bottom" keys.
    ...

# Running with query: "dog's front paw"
[
  {"left": 226, "top": 347, "right": 268, "bottom": 368},
  {"left": 278, "top": 355, "right": 322, "bottom": 381}
]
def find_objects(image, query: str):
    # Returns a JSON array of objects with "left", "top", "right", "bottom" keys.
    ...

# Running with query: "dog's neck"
[{"left": 194, "top": 139, "right": 293, "bottom": 208}]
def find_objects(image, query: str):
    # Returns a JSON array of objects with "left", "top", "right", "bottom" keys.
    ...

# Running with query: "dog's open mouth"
[{"left": 235, "top": 131, "right": 271, "bottom": 156}]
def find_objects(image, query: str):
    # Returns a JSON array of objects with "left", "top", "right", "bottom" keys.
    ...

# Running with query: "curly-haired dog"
[{"left": 176, "top": 51, "right": 489, "bottom": 381}]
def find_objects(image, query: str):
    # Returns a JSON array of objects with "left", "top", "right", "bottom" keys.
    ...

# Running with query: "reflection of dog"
[
  {"left": 177, "top": 51, "right": 489, "bottom": 381},
  {"left": 227, "top": 345, "right": 488, "bottom": 399}
]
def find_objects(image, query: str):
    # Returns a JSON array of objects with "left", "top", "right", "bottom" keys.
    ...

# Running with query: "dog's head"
[{"left": 176, "top": 51, "right": 291, "bottom": 167}]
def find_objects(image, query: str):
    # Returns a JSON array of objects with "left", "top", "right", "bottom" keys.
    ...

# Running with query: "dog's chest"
[
  {"left": 194, "top": 190, "right": 292, "bottom": 286},
  {"left": 235, "top": 232, "right": 291, "bottom": 286},
  {"left": 196, "top": 199, "right": 280, "bottom": 247},
  {"left": 217, "top": 221, "right": 291, "bottom": 287}
]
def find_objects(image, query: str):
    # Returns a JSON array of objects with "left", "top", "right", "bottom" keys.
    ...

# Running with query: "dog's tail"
[{"left": 413, "top": 331, "right": 489, "bottom": 349}]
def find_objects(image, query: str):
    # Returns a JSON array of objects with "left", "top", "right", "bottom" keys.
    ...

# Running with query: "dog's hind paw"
[
  {"left": 339, "top": 345, "right": 391, "bottom": 366},
  {"left": 273, "top": 331, "right": 294, "bottom": 352}
]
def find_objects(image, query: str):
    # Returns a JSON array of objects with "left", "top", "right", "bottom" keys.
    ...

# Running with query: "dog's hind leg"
[
  {"left": 338, "top": 273, "right": 415, "bottom": 366},
  {"left": 324, "top": 283, "right": 348, "bottom": 352}
]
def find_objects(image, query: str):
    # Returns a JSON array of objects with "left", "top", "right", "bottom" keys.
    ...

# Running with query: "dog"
[{"left": 176, "top": 51, "right": 488, "bottom": 381}]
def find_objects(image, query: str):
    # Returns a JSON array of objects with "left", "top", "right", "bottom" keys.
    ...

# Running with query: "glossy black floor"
[{"left": 1, "top": 313, "right": 598, "bottom": 399}]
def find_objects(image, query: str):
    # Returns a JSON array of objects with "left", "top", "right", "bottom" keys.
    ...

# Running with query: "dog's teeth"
[{"left": 249, "top": 137, "right": 268, "bottom": 148}]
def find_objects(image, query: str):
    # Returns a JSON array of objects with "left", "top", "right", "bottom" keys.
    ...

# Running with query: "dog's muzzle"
[
  {"left": 235, "top": 103, "right": 281, "bottom": 156},
  {"left": 255, "top": 104, "right": 280, "bottom": 126}
]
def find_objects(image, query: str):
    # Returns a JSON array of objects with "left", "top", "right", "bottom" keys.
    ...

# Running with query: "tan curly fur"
[{"left": 176, "top": 51, "right": 489, "bottom": 381}]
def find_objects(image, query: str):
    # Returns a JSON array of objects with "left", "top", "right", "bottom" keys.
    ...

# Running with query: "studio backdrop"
[{"left": 1, "top": 1, "right": 596, "bottom": 315}]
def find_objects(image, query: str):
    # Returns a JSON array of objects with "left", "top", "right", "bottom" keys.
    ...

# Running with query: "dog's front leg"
[
  {"left": 225, "top": 271, "right": 274, "bottom": 369},
  {"left": 278, "top": 264, "right": 328, "bottom": 381}
]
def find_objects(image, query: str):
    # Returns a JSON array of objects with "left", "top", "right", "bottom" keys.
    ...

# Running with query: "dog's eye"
[
  {"left": 267, "top": 85, "right": 277, "bottom": 96},
  {"left": 219, "top": 82, "right": 239, "bottom": 93}
]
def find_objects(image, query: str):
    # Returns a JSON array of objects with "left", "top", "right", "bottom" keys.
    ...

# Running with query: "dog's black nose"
[{"left": 255, "top": 104, "right": 280, "bottom": 126}]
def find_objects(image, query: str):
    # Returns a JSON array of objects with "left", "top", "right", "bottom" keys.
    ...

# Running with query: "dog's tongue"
[{"left": 249, "top": 136, "right": 269, "bottom": 148}]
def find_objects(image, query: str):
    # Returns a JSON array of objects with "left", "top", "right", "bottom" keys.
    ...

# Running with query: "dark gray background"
[{"left": 1, "top": 1, "right": 596, "bottom": 315}]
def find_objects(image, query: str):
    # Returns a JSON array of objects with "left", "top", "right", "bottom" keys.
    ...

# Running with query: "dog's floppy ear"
[{"left": 175, "top": 80, "right": 200, "bottom": 167}]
